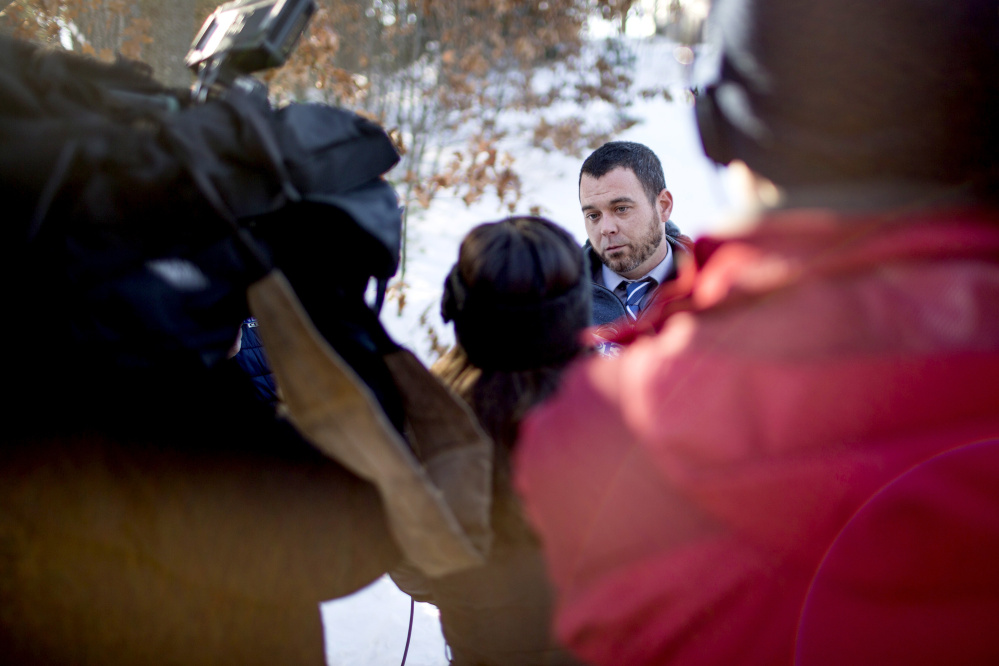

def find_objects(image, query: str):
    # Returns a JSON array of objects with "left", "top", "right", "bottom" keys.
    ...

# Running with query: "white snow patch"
[{"left": 322, "top": 576, "right": 448, "bottom": 666}]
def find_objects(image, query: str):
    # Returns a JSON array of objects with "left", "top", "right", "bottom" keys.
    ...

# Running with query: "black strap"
[{"left": 399, "top": 596, "right": 415, "bottom": 666}]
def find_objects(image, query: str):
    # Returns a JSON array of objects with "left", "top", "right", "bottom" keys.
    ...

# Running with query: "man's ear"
[{"left": 657, "top": 189, "right": 674, "bottom": 222}]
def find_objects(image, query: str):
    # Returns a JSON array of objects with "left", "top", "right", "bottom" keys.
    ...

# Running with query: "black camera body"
[{"left": 186, "top": 0, "right": 316, "bottom": 101}]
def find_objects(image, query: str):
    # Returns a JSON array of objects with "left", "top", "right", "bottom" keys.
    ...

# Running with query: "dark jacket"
[
  {"left": 233, "top": 318, "right": 279, "bottom": 408},
  {"left": 585, "top": 220, "right": 693, "bottom": 328}
]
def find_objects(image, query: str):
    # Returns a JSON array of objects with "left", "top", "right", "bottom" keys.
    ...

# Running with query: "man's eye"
[{"left": 616, "top": 206, "right": 629, "bottom": 214}]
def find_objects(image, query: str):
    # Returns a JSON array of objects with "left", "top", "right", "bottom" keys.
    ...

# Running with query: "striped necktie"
[{"left": 624, "top": 277, "right": 655, "bottom": 320}]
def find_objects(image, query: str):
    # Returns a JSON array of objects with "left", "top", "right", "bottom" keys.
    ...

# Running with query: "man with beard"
[{"left": 579, "top": 141, "right": 693, "bottom": 332}]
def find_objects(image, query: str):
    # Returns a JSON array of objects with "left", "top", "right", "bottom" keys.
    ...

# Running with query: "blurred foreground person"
[
  {"left": 0, "top": 25, "right": 491, "bottom": 664},
  {"left": 393, "top": 216, "right": 590, "bottom": 666},
  {"left": 514, "top": 1, "right": 999, "bottom": 665}
]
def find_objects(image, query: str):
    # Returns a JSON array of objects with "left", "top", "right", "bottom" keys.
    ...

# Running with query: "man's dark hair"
[{"left": 579, "top": 141, "right": 666, "bottom": 205}]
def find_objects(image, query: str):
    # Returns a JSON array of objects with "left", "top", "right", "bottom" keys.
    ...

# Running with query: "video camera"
[{"left": 186, "top": 0, "right": 316, "bottom": 102}]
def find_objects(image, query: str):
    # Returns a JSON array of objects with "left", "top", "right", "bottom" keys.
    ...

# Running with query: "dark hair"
[
  {"left": 579, "top": 141, "right": 667, "bottom": 205},
  {"left": 441, "top": 215, "right": 590, "bottom": 373},
  {"left": 695, "top": 0, "right": 999, "bottom": 189},
  {"left": 436, "top": 216, "right": 591, "bottom": 539}
]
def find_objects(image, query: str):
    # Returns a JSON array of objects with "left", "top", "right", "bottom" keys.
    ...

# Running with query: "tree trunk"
[{"left": 619, "top": 0, "right": 632, "bottom": 35}]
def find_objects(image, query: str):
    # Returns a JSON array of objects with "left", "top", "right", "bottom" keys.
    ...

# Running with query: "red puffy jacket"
[{"left": 514, "top": 207, "right": 999, "bottom": 666}]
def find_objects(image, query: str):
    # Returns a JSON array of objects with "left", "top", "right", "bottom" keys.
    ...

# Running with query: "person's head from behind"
[
  {"left": 694, "top": 0, "right": 998, "bottom": 201},
  {"left": 439, "top": 215, "right": 590, "bottom": 446},
  {"left": 442, "top": 215, "right": 590, "bottom": 375},
  {"left": 579, "top": 141, "right": 674, "bottom": 279}
]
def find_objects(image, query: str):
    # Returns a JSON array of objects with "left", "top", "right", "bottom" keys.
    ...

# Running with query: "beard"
[{"left": 598, "top": 215, "right": 664, "bottom": 275}]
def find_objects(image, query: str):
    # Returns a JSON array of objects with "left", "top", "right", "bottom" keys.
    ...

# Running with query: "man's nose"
[{"left": 599, "top": 217, "right": 618, "bottom": 236}]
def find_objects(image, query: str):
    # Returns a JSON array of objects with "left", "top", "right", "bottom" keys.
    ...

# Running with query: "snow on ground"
[
  {"left": 322, "top": 577, "right": 447, "bottom": 666},
  {"left": 321, "top": 34, "right": 738, "bottom": 666}
]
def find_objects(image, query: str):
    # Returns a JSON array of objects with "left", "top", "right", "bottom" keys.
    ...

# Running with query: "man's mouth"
[{"left": 605, "top": 244, "right": 625, "bottom": 254}]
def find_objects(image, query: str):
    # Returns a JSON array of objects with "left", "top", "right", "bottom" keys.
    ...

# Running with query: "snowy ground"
[{"left": 321, "top": 34, "right": 738, "bottom": 666}]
